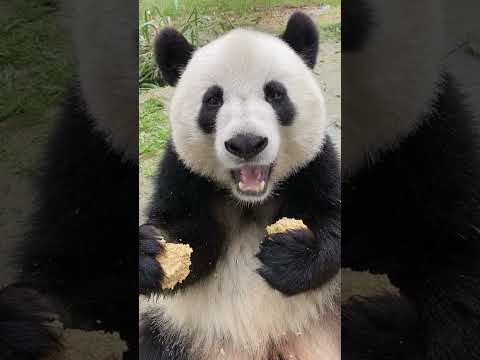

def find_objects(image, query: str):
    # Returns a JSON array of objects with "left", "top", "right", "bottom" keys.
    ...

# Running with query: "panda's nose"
[{"left": 225, "top": 134, "right": 268, "bottom": 160}]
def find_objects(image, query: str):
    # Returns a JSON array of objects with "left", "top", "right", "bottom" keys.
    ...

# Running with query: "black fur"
[
  {"left": 342, "top": 0, "right": 374, "bottom": 52},
  {"left": 264, "top": 80, "right": 296, "bottom": 126},
  {"left": 0, "top": 285, "right": 61, "bottom": 359},
  {"left": 280, "top": 11, "right": 319, "bottom": 68},
  {"left": 258, "top": 136, "right": 341, "bottom": 295},
  {"left": 139, "top": 310, "right": 193, "bottom": 360},
  {"left": 139, "top": 224, "right": 165, "bottom": 296},
  {"left": 257, "top": 229, "right": 327, "bottom": 295},
  {"left": 198, "top": 85, "right": 223, "bottom": 133},
  {"left": 139, "top": 141, "right": 228, "bottom": 293},
  {"left": 342, "top": 295, "right": 423, "bottom": 360},
  {"left": 343, "top": 75, "right": 480, "bottom": 358},
  {"left": 155, "top": 28, "right": 194, "bottom": 86},
  {"left": 16, "top": 86, "right": 138, "bottom": 357}
]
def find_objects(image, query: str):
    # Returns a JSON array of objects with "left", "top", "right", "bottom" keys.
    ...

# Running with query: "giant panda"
[
  {"left": 0, "top": 0, "right": 138, "bottom": 358},
  {"left": 341, "top": 0, "right": 480, "bottom": 358},
  {"left": 138, "top": 12, "right": 341, "bottom": 360}
]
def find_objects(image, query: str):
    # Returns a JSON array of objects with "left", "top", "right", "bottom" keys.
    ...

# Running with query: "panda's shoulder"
[
  {"left": 291, "top": 136, "right": 340, "bottom": 190},
  {"left": 282, "top": 135, "right": 340, "bottom": 208},
  {"left": 149, "top": 142, "right": 223, "bottom": 218}
]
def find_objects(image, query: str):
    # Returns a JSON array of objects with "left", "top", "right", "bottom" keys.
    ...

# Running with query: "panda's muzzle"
[{"left": 225, "top": 134, "right": 272, "bottom": 196}]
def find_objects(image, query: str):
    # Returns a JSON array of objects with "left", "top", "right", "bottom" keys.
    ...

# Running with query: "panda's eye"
[
  {"left": 205, "top": 95, "right": 223, "bottom": 107},
  {"left": 202, "top": 86, "right": 224, "bottom": 108},
  {"left": 264, "top": 80, "right": 295, "bottom": 126},
  {"left": 264, "top": 81, "right": 286, "bottom": 103}
]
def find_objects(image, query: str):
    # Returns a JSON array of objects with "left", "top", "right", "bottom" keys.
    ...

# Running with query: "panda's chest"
[{"left": 161, "top": 207, "right": 339, "bottom": 355}]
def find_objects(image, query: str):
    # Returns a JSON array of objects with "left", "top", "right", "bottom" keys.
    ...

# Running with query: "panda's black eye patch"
[
  {"left": 198, "top": 85, "right": 223, "bottom": 133},
  {"left": 265, "top": 82, "right": 286, "bottom": 103},
  {"left": 203, "top": 86, "right": 224, "bottom": 108},
  {"left": 264, "top": 81, "right": 296, "bottom": 126}
]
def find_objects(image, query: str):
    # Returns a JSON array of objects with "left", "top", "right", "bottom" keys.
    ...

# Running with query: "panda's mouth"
[{"left": 231, "top": 165, "right": 272, "bottom": 196}]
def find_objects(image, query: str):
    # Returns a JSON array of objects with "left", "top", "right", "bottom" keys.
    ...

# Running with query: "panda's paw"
[
  {"left": 139, "top": 224, "right": 165, "bottom": 296},
  {"left": 0, "top": 285, "right": 61, "bottom": 359},
  {"left": 256, "top": 228, "right": 317, "bottom": 296}
]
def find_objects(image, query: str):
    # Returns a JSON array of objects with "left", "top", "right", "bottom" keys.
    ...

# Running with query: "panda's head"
[{"left": 156, "top": 13, "right": 326, "bottom": 203}]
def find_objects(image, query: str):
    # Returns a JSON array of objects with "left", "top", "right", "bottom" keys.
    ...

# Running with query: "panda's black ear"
[
  {"left": 154, "top": 28, "right": 194, "bottom": 86},
  {"left": 280, "top": 12, "right": 319, "bottom": 68}
]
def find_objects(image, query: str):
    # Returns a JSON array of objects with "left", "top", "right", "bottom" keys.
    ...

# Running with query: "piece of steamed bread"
[
  {"left": 266, "top": 217, "right": 308, "bottom": 235},
  {"left": 156, "top": 239, "right": 193, "bottom": 290}
]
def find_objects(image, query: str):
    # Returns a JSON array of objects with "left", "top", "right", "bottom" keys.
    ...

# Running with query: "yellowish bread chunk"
[
  {"left": 266, "top": 217, "right": 308, "bottom": 235},
  {"left": 156, "top": 240, "right": 193, "bottom": 290}
]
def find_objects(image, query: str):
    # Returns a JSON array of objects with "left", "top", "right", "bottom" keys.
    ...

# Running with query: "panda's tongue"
[{"left": 239, "top": 165, "right": 266, "bottom": 192}]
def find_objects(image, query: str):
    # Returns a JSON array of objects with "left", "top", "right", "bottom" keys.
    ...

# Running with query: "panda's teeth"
[
  {"left": 239, "top": 181, "right": 246, "bottom": 191},
  {"left": 238, "top": 180, "right": 266, "bottom": 193},
  {"left": 259, "top": 180, "right": 265, "bottom": 192}
]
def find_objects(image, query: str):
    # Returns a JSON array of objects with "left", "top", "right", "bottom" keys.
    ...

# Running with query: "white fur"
[
  {"left": 169, "top": 29, "right": 327, "bottom": 202},
  {"left": 342, "top": 0, "right": 446, "bottom": 176},
  {"left": 142, "top": 201, "right": 340, "bottom": 359},
  {"left": 61, "top": 0, "right": 138, "bottom": 161}
]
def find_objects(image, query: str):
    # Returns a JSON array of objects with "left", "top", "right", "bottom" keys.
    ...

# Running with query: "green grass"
[
  {"left": 320, "top": 22, "right": 341, "bottom": 42},
  {"left": 139, "top": 97, "right": 170, "bottom": 177},
  {"left": 140, "top": 98, "right": 170, "bottom": 158},
  {"left": 140, "top": 0, "right": 340, "bottom": 17},
  {"left": 139, "top": 4, "right": 246, "bottom": 89},
  {"left": 139, "top": 0, "right": 340, "bottom": 88}
]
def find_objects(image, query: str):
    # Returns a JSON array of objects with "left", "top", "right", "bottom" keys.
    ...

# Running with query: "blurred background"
[{"left": 0, "top": 0, "right": 73, "bottom": 288}]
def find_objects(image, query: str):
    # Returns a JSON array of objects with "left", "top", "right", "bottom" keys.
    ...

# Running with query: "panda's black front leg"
[
  {"left": 139, "top": 213, "right": 225, "bottom": 295},
  {"left": 257, "top": 137, "right": 341, "bottom": 296},
  {"left": 257, "top": 215, "right": 340, "bottom": 296},
  {"left": 139, "top": 142, "right": 226, "bottom": 295}
]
